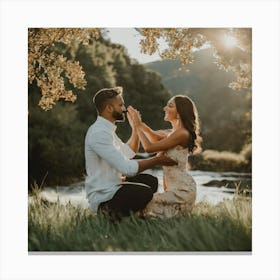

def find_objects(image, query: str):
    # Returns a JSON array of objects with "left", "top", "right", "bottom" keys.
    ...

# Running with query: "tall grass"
[{"left": 28, "top": 192, "right": 251, "bottom": 252}]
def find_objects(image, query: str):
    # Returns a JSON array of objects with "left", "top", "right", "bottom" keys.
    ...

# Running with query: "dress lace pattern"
[{"left": 143, "top": 146, "right": 196, "bottom": 218}]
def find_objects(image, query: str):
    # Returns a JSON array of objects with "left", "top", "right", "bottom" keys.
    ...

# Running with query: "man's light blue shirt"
[{"left": 85, "top": 116, "right": 139, "bottom": 211}]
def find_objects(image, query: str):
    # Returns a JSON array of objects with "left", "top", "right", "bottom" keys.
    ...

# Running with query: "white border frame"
[{"left": 1, "top": 0, "right": 280, "bottom": 279}]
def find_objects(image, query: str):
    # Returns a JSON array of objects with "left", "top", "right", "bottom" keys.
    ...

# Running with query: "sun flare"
[{"left": 224, "top": 35, "right": 237, "bottom": 47}]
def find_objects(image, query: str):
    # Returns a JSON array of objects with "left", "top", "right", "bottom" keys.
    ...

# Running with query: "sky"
[
  {"left": 106, "top": 28, "right": 165, "bottom": 64},
  {"left": 106, "top": 28, "right": 210, "bottom": 64}
]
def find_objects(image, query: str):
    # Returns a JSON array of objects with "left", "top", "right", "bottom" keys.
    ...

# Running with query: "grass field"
[{"left": 28, "top": 190, "right": 252, "bottom": 252}]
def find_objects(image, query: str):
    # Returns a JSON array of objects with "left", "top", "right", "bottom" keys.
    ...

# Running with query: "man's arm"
[
  {"left": 90, "top": 129, "right": 177, "bottom": 176},
  {"left": 126, "top": 127, "right": 139, "bottom": 153},
  {"left": 137, "top": 154, "right": 177, "bottom": 173},
  {"left": 91, "top": 130, "right": 139, "bottom": 177}
]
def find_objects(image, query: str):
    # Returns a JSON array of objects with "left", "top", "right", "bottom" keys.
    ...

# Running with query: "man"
[{"left": 85, "top": 86, "right": 176, "bottom": 219}]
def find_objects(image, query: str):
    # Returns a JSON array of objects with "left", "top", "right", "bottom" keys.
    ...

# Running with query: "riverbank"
[
  {"left": 28, "top": 192, "right": 252, "bottom": 252},
  {"left": 189, "top": 144, "right": 252, "bottom": 173},
  {"left": 35, "top": 170, "right": 251, "bottom": 209}
]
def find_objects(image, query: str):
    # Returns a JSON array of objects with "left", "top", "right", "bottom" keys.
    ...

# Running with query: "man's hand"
[
  {"left": 126, "top": 106, "right": 140, "bottom": 153},
  {"left": 126, "top": 107, "right": 135, "bottom": 129},
  {"left": 156, "top": 153, "right": 177, "bottom": 166},
  {"left": 137, "top": 152, "right": 177, "bottom": 173},
  {"left": 127, "top": 106, "right": 142, "bottom": 128}
]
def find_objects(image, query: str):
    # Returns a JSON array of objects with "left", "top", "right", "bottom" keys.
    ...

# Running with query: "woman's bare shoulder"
[
  {"left": 167, "top": 128, "right": 189, "bottom": 137},
  {"left": 169, "top": 128, "right": 190, "bottom": 148},
  {"left": 178, "top": 127, "right": 190, "bottom": 136}
]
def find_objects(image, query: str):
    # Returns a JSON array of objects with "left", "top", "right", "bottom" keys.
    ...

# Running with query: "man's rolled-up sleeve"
[
  {"left": 115, "top": 135, "right": 136, "bottom": 159},
  {"left": 91, "top": 130, "right": 139, "bottom": 176}
]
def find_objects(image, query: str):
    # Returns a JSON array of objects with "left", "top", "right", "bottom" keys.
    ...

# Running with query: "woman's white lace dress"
[{"left": 143, "top": 145, "right": 196, "bottom": 218}]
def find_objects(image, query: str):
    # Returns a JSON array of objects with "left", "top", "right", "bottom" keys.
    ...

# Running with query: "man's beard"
[{"left": 112, "top": 111, "right": 125, "bottom": 122}]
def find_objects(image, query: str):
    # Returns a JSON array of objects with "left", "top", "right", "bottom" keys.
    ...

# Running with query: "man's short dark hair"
[{"left": 93, "top": 87, "right": 123, "bottom": 114}]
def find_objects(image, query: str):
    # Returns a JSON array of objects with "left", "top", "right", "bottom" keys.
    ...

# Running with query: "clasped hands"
[
  {"left": 126, "top": 106, "right": 142, "bottom": 128},
  {"left": 126, "top": 106, "right": 177, "bottom": 167}
]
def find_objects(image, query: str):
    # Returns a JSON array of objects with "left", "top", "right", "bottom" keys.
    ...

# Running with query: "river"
[{"left": 38, "top": 170, "right": 251, "bottom": 209}]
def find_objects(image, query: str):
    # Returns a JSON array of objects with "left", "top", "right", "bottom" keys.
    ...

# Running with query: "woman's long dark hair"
[{"left": 174, "top": 95, "right": 202, "bottom": 154}]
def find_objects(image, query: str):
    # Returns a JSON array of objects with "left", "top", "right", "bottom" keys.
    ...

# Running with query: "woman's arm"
[
  {"left": 129, "top": 106, "right": 189, "bottom": 153},
  {"left": 137, "top": 127, "right": 189, "bottom": 153},
  {"left": 140, "top": 122, "right": 171, "bottom": 142},
  {"left": 127, "top": 106, "right": 170, "bottom": 143}
]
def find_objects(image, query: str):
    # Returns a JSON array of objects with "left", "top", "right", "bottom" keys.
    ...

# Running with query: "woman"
[{"left": 130, "top": 95, "right": 202, "bottom": 218}]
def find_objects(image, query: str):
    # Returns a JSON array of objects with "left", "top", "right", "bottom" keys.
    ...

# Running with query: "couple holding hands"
[{"left": 85, "top": 86, "right": 202, "bottom": 220}]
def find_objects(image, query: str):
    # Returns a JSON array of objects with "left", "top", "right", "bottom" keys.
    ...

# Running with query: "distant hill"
[
  {"left": 144, "top": 48, "right": 235, "bottom": 95},
  {"left": 144, "top": 48, "right": 252, "bottom": 152}
]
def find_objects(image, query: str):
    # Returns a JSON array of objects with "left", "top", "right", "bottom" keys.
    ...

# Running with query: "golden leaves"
[
  {"left": 29, "top": 27, "right": 252, "bottom": 111},
  {"left": 139, "top": 28, "right": 162, "bottom": 55},
  {"left": 139, "top": 28, "right": 204, "bottom": 65},
  {"left": 28, "top": 28, "right": 100, "bottom": 110}
]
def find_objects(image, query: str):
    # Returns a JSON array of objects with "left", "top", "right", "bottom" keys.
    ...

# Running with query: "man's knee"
[
  {"left": 126, "top": 173, "right": 158, "bottom": 193},
  {"left": 132, "top": 187, "right": 153, "bottom": 209},
  {"left": 141, "top": 174, "right": 158, "bottom": 193}
]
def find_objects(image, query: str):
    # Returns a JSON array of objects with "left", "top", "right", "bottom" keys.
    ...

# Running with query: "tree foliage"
[
  {"left": 138, "top": 28, "right": 251, "bottom": 91},
  {"left": 28, "top": 28, "right": 100, "bottom": 110},
  {"left": 28, "top": 28, "right": 251, "bottom": 111}
]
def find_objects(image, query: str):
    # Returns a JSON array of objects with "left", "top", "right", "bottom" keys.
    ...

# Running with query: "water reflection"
[{"left": 38, "top": 170, "right": 252, "bottom": 209}]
